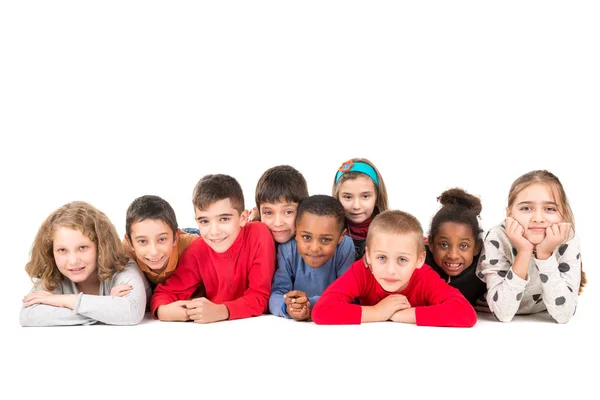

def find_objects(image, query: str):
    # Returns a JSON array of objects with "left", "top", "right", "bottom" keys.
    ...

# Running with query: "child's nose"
[{"left": 352, "top": 198, "right": 361, "bottom": 209}]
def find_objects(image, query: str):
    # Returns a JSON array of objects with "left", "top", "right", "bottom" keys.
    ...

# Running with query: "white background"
[{"left": 1, "top": 1, "right": 598, "bottom": 399}]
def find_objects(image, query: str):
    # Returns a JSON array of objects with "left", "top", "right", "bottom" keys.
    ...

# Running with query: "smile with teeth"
[
  {"left": 146, "top": 256, "right": 164, "bottom": 264},
  {"left": 68, "top": 266, "right": 85, "bottom": 272},
  {"left": 444, "top": 262, "right": 463, "bottom": 270},
  {"left": 209, "top": 237, "right": 227, "bottom": 243}
]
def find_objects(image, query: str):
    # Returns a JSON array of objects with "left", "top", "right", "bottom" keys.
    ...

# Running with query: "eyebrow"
[
  {"left": 517, "top": 201, "right": 558, "bottom": 206},
  {"left": 196, "top": 212, "right": 234, "bottom": 219},
  {"left": 437, "top": 235, "right": 473, "bottom": 242}
]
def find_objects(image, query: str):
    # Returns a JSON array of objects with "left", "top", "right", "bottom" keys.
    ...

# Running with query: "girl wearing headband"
[{"left": 332, "top": 157, "right": 389, "bottom": 260}]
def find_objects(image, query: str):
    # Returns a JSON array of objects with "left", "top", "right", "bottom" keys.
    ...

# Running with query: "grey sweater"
[
  {"left": 476, "top": 223, "right": 581, "bottom": 324},
  {"left": 20, "top": 259, "right": 151, "bottom": 326}
]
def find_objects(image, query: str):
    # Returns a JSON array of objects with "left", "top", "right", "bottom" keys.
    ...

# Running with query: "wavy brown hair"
[
  {"left": 25, "top": 201, "right": 128, "bottom": 291},
  {"left": 508, "top": 170, "right": 586, "bottom": 293}
]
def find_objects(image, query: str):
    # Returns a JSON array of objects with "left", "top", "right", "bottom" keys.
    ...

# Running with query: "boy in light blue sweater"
[{"left": 269, "top": 195, "right": 355, "bottom": 321}]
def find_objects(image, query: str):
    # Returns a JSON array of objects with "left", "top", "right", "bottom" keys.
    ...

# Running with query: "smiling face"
[
  {"left": 260, "top": 200, "right": 298, "bottom": 244},
  {"left": 129, "top": 219, "right": 178, "bottom": 271},
  {"left": 507, "top": 182, "right": 565, "bottom": 245},
  {"left": 430, "top": 222, "right": 480, "bottom": 276},
  {"left": 295, "top": 212, "right": 345, "bottom": 268},
  {"left": 338, "top": 175, "right": 377, "bottom": 224},
  {"left": 53, "top": 227, "right": 99, "bottom": 286},
  {"left": 366, "top": 232, "right": 425, "bottom": 292},
  {"left": 195, "top": 198, "right": 248, "bottom": 253}
]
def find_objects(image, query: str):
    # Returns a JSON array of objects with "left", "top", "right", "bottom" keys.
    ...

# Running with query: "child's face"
[
  {"left": 260, "top": 200, "right": 298, "bottom": 244},
  {"left": 53, "top": 227, "right": 98, "bottom": 285},
  {"left": 129, "top": 219, "right": 177, "bottom": 271},
  {"left": 195, "top": 199, "right": 248, "bottom": 253},
  {"left": 430, "top": 222, "right": 480, "bottom": 277},
  {"left": 338, "top": 176, "right": 377, "bottom": 224},
  {"left": 295, "top": 212, "right": 345, "bottom": 268},
  {"left": 507, "top": 183, "right": 565, "bottom": 245},
  {"left": 366, "top": 232, "right": 425, "bottom": 293}
]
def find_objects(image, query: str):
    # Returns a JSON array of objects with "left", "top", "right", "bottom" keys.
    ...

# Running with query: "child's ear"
[
  {"left": 364, "top": 246, "right": 372, "bottom": 271},
  {"left": 125, "top": 234, "right": 134, "bottom": 250},
  {"left": 338, "top": 228, "right": 348, "bottom": 244},
  {"left": 416, "top": 250, "right": 426, "bottom": 269},
  {"left": 505, "top": 206, "right": 511, "bottom": 217},
  {"left": 239, "top": 209, "right": 249, "bottom": 227},
  {"left": 174, "top": 229, "right": 180, "bottom": 246}
]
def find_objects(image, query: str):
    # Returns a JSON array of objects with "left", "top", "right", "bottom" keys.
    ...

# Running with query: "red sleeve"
[
  {"left": 222, "top": 224, "right": 275, "bottom": 320},
  {"left": 150, "top": 242, "right": 204, "bottom": 318},
  {"left": 414, "top": 267, "right": 477, "bottom": 327},
  {"left": 312, "top": 260, "right": 366, "bottom": 325}
]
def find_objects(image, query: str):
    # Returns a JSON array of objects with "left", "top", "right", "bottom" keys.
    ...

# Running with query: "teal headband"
[{"left": 335, "top": 160, "right": 379, "bottom": 186}]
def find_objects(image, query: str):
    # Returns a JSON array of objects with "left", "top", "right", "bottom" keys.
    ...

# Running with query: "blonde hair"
[
  {"left": 25, "top": 201, "right": 128, "bottom": 291},
  {"left": 366, "top": 210, "right": 425, "bottom": 253},
  {"left": 332, "top": 157, "right": 389, "bottom": 218},
  {"left": 508, "top": 170, "right": 586, "bottom": 293}
]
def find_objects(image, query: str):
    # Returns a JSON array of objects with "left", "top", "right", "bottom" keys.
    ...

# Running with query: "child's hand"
[
  {"left": 374, "top": 294, "right": 411, "bottom": 321},
  {"left": 284, "top": 290, "right": 310, "bottom": 320},
  {"left": 389, "top": 308, "right": 416, "bottom": 324},
  {"left": 535, "top": 222, "right": 571, "bottom": 260},
  {"left": 247, "top": 207, "right": 260, "bottom": 222},
  {"left": 157, "top": 300, "right": 191, "bottom": 322},
  {"left": 22, "top": 291, "right": 78, "bottom": 309},
  {"left": 186, "top": 297, "right": 229, "bottom": 324},
  {"left": 110, "top": 284, "right": 133, "bottom": 297},
  {"left": 504, "top": 217, "right": 534, "bottom": 254}
]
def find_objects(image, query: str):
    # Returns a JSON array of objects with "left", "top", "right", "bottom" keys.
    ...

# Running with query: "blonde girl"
[
  {"left": 477, "top": 170, "right": 586, "bottom": 323},
  {"left": 20, "top": 201, "right": 150, "bottom": 326}
]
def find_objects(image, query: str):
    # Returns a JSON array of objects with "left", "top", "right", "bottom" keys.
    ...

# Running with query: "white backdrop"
[{"left": 1, "top": 1, "right": 598, "bottom": 399}]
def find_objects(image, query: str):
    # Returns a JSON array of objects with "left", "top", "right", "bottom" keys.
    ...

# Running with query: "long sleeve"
[
  {"left": 269, "top": 243, "right": 295, "bottom": 318},
  {"left": 20, "top": 283, "right": 97, "bottom": 326},
  {"left": 150, "top": 245, "right": 204, "bottom": 317},
  {"left": 414, "top": 267, "right": 477, "bottom": 327},
  {"left": 535, "top": 235, "right": 581, "bottom": 323},
  {"left": 74, "top": 260, "right": 150, "bottom": 325},
  {"left": 20, "top": 260, "right": 151, "bottom": 327},
  {"left": 312, "top": 262, "right": 365, "bottom": 325},
  {"left": 223, "top": 228, "right": 276, "bottom": 320},
  {"left": 477, "top": 225, "right": 528, "bottom": 322}
]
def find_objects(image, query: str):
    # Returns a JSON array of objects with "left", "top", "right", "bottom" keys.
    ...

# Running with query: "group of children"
[{"left": 20, "top": 158, "right": 586, "bottom": 327}]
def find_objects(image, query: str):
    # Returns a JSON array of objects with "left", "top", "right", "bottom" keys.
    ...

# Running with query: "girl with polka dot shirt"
[{"left": 476, "top": 170, "right": 586, "bottom": 323}]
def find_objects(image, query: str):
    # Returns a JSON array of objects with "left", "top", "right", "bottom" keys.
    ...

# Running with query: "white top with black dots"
[{"left": 476, "top": 223, "right": 581, "bottom": 324}]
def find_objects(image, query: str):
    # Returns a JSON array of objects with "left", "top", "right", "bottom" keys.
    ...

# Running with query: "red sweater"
[
  {"left": 151, "top": 222, "right": 275, "bottom": 320},
  {"left": 312, "top": 259, "right": 477, "bottom": 327}
]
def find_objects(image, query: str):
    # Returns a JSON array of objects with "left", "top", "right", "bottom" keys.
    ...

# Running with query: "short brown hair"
[
  {"left": 255, "top": 165, "right": 308, "bottom": 210},
  {"left": 367, "top": 210, "right": 425, "bottom": 253},
  {"left": 192, "top": 174, "right": 245, "bottom": 214}
]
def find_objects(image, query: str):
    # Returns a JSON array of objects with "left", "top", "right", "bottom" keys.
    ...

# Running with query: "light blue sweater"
[{"left": 269, "top": 235, "right": 355, "bottom": 318}]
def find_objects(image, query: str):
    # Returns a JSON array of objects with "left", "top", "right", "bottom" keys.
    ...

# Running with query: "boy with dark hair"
[
  {"left": 151, "top": 174, "right": 276, "bottom": 323},
  {"left": 269, "top": 195, "right": 355, "bottom": 321},
  {"left": 124, "top": 195, "right": 199, "bottom": 287},
  {"left": 312, "top": 210, "right": 477, "bottom": 327},
  {"left": 250, "top": 165, "right": 309, "bottom": 244}
]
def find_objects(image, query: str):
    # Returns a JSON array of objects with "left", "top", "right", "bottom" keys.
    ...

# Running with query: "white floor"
[{"left": 6, "top": 291, "right": 599, "bottom": 400}]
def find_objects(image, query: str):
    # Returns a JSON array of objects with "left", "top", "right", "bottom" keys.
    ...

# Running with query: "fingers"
[
  {"left": 285, "top": 290, "right": 306, "bottom": 299},
  {"left": 110, "top": 284, "right": 133, "bottom": 297}
]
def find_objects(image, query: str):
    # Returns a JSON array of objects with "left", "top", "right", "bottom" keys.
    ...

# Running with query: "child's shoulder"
[{"left": 244, "top": 221, "right": 272, "bottom": 238}]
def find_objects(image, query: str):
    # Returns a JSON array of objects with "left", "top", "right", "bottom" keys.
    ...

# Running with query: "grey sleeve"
[
  {"left": 75, "top": 261, "right": 151, "bottom": 325},
  {"left": 536, "top": 235, "right": 581, "bottom": 324},
  {"left": 477, "top": 226, "right": 528, "bottom": 322},
  {"left": 19, "top": 284, "right": 97, "bottom": 327}
]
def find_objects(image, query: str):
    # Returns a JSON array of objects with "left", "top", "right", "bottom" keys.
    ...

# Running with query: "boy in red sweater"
[
  {"left": 312, "top": 210, "right": 477, "bottom": 327},
  {"left": 151, "top": 174, "right": 276, "bottom": 323}
]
